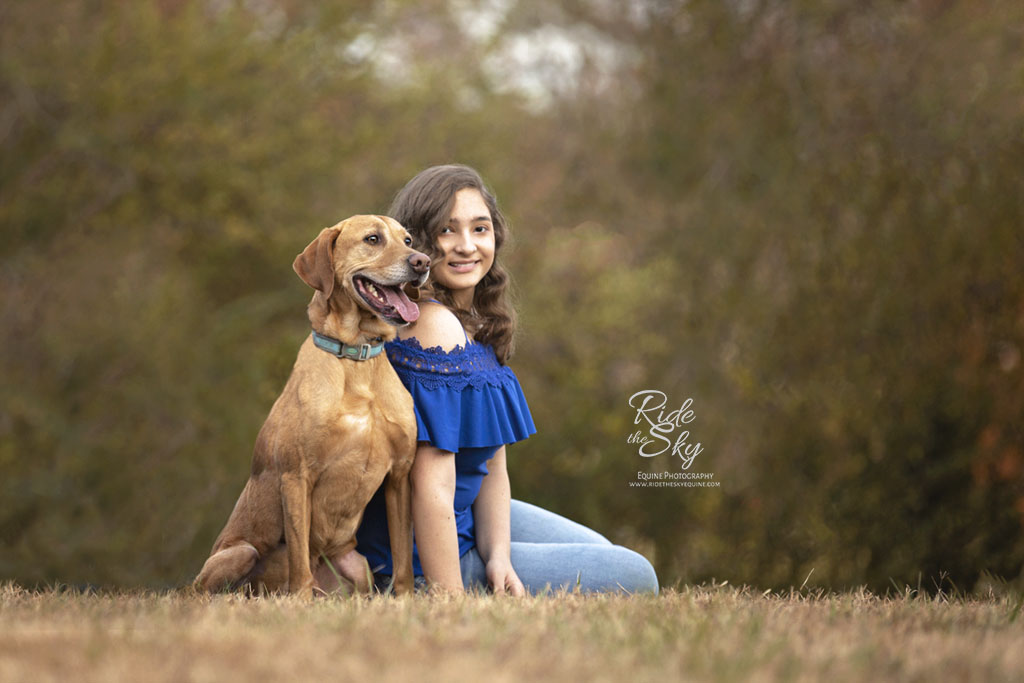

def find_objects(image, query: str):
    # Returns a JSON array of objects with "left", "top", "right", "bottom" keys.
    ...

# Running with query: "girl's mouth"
[{"left": 447, "top": 260, "right": 479, "bottom": 273}]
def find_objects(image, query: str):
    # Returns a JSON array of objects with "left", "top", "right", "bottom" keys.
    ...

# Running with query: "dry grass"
[{"left": 1, "top": 582, "right": 1022, "bottom": 682}]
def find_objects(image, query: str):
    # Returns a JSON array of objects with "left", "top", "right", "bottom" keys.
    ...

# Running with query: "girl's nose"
[{"left": 453, "top": 230, "right": 475, "bottom": 253}]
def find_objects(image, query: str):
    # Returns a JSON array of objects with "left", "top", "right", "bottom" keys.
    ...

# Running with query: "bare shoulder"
[{"left": 397, "top": 301, "right": 467, "bottom": 352}]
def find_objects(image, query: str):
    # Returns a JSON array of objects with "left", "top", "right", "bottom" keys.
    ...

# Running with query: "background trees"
[{"left": 2, "top": 0, "right": 1021, "bottom": 591}]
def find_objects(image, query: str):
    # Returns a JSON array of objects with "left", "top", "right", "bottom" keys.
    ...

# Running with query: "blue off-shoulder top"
[{"left": 355, "top": 335, "right": 536, "bottom": 576}]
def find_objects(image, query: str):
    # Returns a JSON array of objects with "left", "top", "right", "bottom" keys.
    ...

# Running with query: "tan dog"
[{"left": 195, "top": 215, "right": 429, "bottom": 598}]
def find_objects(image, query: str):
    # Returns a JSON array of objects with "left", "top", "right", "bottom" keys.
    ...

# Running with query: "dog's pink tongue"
[{"left": 384, "top": 286, "right": 420, "bottom": 322}]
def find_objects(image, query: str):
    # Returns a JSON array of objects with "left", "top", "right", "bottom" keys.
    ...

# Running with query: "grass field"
[{"left": 2, "top": 581, "right": 1022, "bottom": 682}]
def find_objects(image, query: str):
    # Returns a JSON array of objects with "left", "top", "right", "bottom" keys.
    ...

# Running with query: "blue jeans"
[{"left": 459, "top": 500, "right": 659, "bottom": 595}]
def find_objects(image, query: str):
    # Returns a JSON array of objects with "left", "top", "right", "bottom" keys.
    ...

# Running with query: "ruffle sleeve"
[{"left": 385, "top": 337, "right": 537, "bottom": 454}]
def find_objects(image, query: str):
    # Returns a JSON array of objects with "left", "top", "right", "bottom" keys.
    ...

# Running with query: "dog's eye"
[
  {"left": 404, "top": 237, "right": 412, "bottom": 246},
  {"left": 364, "top": 235, "right": 380, "bottom": 245}
]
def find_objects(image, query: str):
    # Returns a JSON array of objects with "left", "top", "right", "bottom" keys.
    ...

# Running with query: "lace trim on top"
[{"left": 385, "top": 336, "right": 517, "bottom": 390}]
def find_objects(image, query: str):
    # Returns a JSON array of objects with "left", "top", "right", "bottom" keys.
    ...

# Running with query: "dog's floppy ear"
[{"left": 293, "top": 226, "right": 341, "bottom": 297}]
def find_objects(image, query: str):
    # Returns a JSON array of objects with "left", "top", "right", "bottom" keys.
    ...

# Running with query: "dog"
[{"left": 194, "top": 215, "right": 429, "bottom": 598}]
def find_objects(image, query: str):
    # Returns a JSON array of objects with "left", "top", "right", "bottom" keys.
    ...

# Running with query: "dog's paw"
[{"left": 288, "top": 577, "right": 316, "bottom": 601}]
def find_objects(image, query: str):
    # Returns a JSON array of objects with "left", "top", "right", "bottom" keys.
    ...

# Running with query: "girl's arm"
[
  {"left": 410, "top": 442, "right": 464, "bottom": 593},
  {"left": 399, "top": 302, "right": 480, "bottom": 593},
  {"left": 472, "top": 446, "right": 525, "bottom": 596}
]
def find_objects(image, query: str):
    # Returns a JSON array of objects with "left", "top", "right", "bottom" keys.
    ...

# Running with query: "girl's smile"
[{"left": 447, "top": 259, "right": 482, "bottom": 272}]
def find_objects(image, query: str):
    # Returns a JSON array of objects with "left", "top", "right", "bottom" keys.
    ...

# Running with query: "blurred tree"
[
  {"left": 505, "top": 0, "right": 1024, "bottom": 591},
  {"left": 0, "top": 0, "right": 538, "bottom": 587}
]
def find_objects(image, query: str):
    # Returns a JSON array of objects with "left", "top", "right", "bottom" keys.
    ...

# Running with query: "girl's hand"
[{"left": 486, "top": 557, "right": 525, "bottom": 596}]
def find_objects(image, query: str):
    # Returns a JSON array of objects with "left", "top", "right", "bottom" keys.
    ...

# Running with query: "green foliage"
[
  {"left": 510, "top": 0, "right": 1024, "bottom": 591},
  {"left": 1, "top": 0, "right": 1022, "bottom": 592},
  {"left": 0, "top": 0, "right": 527, "bottom": 587}
]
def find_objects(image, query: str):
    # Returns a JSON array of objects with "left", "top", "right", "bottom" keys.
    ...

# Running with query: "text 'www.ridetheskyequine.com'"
[{"left": 629, "top": 472, "right": 721, "bottom": 488}]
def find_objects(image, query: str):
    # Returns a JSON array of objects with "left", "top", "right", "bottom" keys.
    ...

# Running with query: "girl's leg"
[
  {"left": 512, "top": 541, "right": 658, "bottom": 594},
  {"left": 459, "top": 547, "right": 488, "bottom": 592},
  {"left": 509, "top": 499, "right": 612, "bottom": 545},
  {"left": 461, "top": 500, "right": 658, "bottom": 594},
  {"left": 460, "top": 542, "right": 659, "bottom": 595}
]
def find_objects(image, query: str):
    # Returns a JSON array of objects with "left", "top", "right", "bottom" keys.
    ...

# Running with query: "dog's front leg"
[
  {"left": 280, "top": 472, "right": 315, "bottom": 598},
  {"left": 385, "top": 466, "right": 414, "bottom": 595}
]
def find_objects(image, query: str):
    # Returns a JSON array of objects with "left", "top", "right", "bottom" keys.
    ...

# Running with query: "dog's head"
[{"left": 293, "top": 215, "right": 430, "bottom": 326}]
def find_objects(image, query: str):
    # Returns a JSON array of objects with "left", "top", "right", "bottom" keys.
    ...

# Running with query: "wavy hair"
[{"left": 388, "top": 165, "right": 517, "bottom": 363}]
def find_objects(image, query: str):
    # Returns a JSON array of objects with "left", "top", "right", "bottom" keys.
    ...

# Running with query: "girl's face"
[{"left": 432, "top": 188, "right": 495, "bottom": 308}]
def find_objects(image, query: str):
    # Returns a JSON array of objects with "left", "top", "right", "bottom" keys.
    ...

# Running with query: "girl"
[{"left": 355, "top": 165, "right": 658, "bottom": 595}]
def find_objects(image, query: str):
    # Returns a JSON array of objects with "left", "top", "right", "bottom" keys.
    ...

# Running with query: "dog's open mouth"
[{"left": 353, "top": 275, "right": 420, "bottom": 324}]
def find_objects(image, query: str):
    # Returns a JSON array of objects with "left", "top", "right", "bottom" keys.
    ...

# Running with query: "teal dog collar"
[{"left": 312, "top": 331, "right": 385, "bottom": 361}]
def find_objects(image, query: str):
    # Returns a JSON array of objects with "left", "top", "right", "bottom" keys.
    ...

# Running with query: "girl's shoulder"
[
  {"left": 386, "top": 305, "right": 505, "bottom": 386},
  {"left": 397, "top": 301, "right": 467, "bottom": 353}
]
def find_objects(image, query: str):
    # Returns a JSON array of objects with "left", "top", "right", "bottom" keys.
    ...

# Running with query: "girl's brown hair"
[{"left": 388, "top": 164, "right": 516, "bottom": 363}]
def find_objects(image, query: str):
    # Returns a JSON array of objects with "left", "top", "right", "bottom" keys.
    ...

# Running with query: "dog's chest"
[
  {"left": 309, "top": 399, "right": 411, "bottom": 526},
  {"left": 319, "top": 373, "right": 416, "bottom": 455},
  {"left": 281, "top": 351, "right": 417, "bottom": 472}
]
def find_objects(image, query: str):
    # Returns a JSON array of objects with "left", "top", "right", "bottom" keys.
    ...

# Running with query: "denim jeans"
[{"left": 458, "top": 499, "right": 659, "bottom": 595}]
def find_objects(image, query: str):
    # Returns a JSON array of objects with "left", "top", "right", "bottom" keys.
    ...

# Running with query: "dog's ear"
[{"left": 293, "top": 227, "right": 341, "bottom": 297}]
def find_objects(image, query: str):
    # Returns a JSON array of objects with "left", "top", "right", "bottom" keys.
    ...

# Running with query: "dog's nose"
[{"left": 408, "top": 252, "right": 430, "bottom": 274}]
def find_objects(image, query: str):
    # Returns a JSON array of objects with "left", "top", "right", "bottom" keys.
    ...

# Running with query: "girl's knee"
[{"left": 614, "top": 546, "right": 659, "bottom": 595}]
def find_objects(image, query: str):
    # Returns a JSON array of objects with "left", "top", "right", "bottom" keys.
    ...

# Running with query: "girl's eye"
[
  {"left": 474, "top": 224, "right": 490, "bottom": 233},
  {"left": 440, "top": 226, "right": 454, "bottom": 234},
  {"left": 364, "top": 234, "right": 379, "bottom": 245}
]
